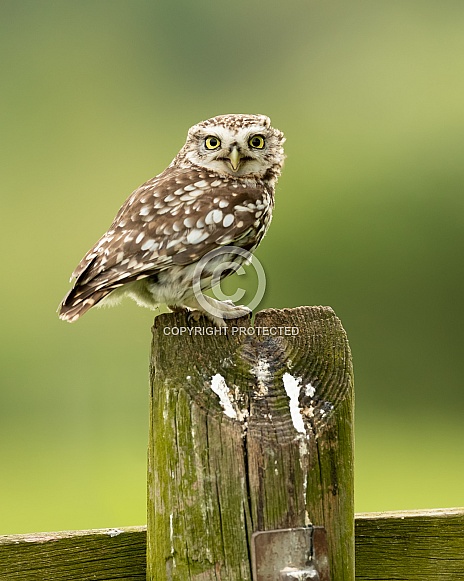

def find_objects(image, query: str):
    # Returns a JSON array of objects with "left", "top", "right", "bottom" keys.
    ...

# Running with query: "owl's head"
[{"left": 174, "top": 114, "right": 285, "bottom": 180}]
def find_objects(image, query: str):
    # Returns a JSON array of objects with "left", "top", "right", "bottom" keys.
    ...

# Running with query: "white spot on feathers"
[
  {"left": 205, "top": 210, "right": 216, "bottom": 225},
  {"left": 186, "top": 229, "right": 209, "bottom": 244},
  {"left": 234, "top": 204, "right": 254, "bottom": 213},
  {"left": 183, "top": 216, "right": 196, "bottom": 228},
  {"left": 212, "top": 209, "right": 223, "bottom": 224},
  {"left": 166, "top": 238, "right": 181, "bottom": 249},
  {"left": 141, "top": 238, "right": 159, "bottom": 252},
  {"left": 223, "top": 214, "right": 235, "bottom": 228}
]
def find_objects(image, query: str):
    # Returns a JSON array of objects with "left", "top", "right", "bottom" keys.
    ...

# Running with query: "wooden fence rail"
[{"left": 0, "top": 509, "right": 463, "bottom": 580}]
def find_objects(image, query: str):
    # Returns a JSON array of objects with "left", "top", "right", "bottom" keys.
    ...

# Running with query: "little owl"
[{"left": 58, "top": 114, "right": 285, "bottom": 326}]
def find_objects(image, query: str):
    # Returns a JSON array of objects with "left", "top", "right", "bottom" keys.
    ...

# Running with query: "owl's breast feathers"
[{"left": 59, "top": 167, "right": 274, "bottom": 319}]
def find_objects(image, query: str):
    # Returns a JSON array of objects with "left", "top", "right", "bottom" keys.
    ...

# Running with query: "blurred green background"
[{"left": 1, "top": 0, "right": 463, "bottom": 535}]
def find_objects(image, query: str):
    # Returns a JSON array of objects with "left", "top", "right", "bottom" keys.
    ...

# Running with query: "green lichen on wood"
[
  {"left": 0, "top": 526, "right": 147, "bottom": 580},
  {"left": 147, "top": 306, "right": 354, "bottom": 580},
  {"left": 355, "top": 508, "right": 464, "bottom": 580},
  {"left": 148, "top": 317, "right": 252, "bottom": 579}
]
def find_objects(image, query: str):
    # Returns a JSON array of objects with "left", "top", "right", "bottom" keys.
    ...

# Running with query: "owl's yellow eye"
[
  {"left": 205, "top": 136, "right": 221, "bottom": 150},
  {"left": 248, "top": 134, "right": 265, "bottom": 149}
]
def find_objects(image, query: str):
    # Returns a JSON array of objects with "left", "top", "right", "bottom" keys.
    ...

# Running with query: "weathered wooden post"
[{"left": 147, "top": 306, "right": 354, "bottom": 580}]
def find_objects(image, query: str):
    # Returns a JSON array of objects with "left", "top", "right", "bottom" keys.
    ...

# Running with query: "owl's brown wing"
[{"left": 59, "top": 167, "right": 272, "bottom": 319}]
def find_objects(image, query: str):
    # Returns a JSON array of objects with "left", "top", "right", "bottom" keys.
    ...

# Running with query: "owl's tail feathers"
[{"left": 58, "top": 286, "right": 112, "bottom": 323}]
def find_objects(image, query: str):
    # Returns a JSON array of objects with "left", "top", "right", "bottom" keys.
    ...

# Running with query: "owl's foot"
[
  {"left": 168, "top": 304, "right": 189, "bottom": 314},
  {"left": 187, "top": 309, "right": 203, "bottom": 323},
  {"left": 183, "top": 296, "right": 251, "bottom": 328}
]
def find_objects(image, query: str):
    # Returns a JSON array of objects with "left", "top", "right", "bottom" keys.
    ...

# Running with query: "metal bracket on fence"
[{"left": 251, "top": 526, "right": 330, "bottom": 581}]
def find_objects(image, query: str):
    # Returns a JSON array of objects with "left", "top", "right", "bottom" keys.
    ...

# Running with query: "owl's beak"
[{"left": 227, "top": 146, "right": 242, "bottom": 171}]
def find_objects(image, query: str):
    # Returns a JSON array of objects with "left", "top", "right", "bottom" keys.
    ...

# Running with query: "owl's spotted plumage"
[{"left": 58, "top": 114, "right": 285, "bottom": 325}]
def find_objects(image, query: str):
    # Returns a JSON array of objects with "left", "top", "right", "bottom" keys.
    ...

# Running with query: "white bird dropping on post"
[
  {"left": 282, "top": 373, "right": 306, "bottom": 435},
  {"left": 210, "top": 373, "right": 237, "bottom": 419}
]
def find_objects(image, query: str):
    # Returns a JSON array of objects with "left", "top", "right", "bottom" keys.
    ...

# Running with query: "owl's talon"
[
  {"left": 188, "top": 310, "right": 203, "bottom": 324},
  {"left": 168, "top": 304, "right": 189, "bottom": 314},
  {"left": 234, "top": 307, "right": 252, "bottom": 319}
]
